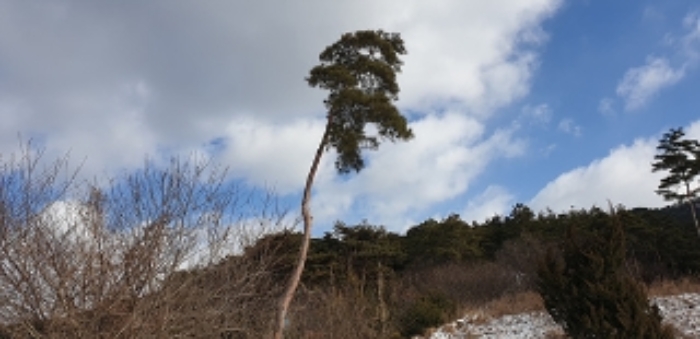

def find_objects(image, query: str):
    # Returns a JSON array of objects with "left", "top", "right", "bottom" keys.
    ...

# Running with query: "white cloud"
[
  {"left": 462, "top": 185, "right": 514, "bottom": 224},
  {"left": 598, "top": 97, "right": 616, "bottom": 116},
  {"left": 312, "top": 113, "right": 526, "bottom": 229},
  {"left": 0, "top": 0, "right": 562, "bottom": 231},
  {"left": 557, "top": 118, "right": 582, "bottom": 137},
  {"left": 221, "top": 117, "right": 326, "bottom": 194},
  {"left": 682, "top": 11, "right": 700, "bottom": 61},
  {"left": 522, "top": 103, "right": 552, "bottom": 125},
  {"left": 528, "top": 120, "right": 700, "bottom": 216},
  {"left": 687, "top": 119, "right": 700, "bottom": 139},
  {"left": 616, "top": 57, "right": 684, "bottom": 111},
  {"left": 529, "top": 119, "right": 700, "bottom": 213},
  {"left": 394, "top": 1, "right": 560, "bottom": 115},
  {"left": 542, "top": 143, "right": 557, "bottom": 157},
  {"left": 44, "top": 80, "right": 159, "bottom": 175},
  {"left": 613, "top": 12, "right": 700, "bottom": 112},
  {"left": 530, "top": 137, "right": 665, "bottom": 212}
]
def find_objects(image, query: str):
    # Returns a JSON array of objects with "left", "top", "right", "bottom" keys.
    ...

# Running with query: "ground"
[{"left": 426, "top": 293, "right": 700, "bottom": 338}]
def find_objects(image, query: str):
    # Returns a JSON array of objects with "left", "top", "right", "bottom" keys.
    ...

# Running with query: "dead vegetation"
[{"left": 0, "top": 146, "right": 290, "bottom": 338}]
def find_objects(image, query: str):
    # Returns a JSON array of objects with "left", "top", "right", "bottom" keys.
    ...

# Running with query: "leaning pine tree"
[{"left": 273, "top": 30, "right": 413, "bottom": 339}]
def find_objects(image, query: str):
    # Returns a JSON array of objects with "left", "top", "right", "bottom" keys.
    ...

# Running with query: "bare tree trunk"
[
  {"left": 273, "top": 120, "right": 330, "bottom": 339},
  {"left": 377, "top": 261, "right": 388, "bottom": 338},
  {"left": 687, "top": 199, "right": 700, "bottom": 238},
  {"left": 684, "top": 182, "right": 700, "bottom": 238}
]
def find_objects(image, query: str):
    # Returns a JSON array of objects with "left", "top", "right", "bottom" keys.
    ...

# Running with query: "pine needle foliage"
[
  {"left": 652, "top": 127, "right": 700, "bottom": 236},
  {"left": 306, "top": 30, "right": 413, "bottom": 174},
  {"left": 537, "top": 210, "right": 674, "bottom": 339}
]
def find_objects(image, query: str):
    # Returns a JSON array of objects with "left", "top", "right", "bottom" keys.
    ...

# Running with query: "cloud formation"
[
  {"left": 462, "top": 185, "right": 515, "bottom": 223},
  {"left": 598, "top": 97, "right": 616, "bottom": 116},
  {"left": 522, "top": 103, "right": 552, "bottom": 125},
  {"left": 530, "top": 119, "right": 700, "bottom": 213},
  {"left": 0, "top": 1, "right": 561, "bottom": 231},
  {"left": 614, "top": 12, "right": 700, "bottom": 112},
  {"left": 313, "top": 113, "right": 526, "bottom": 228},
  {"left": 557, "top": 118, "right": 582, "bottom": 137},
  {"left": 530, "top": 138, "right": 664, "bottom": 212},
  {"left": 616, "top": 57, "right": 684, "bottom": 111}
]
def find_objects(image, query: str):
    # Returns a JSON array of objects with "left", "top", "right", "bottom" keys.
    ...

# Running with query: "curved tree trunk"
[{"left": 273, "top": 119, "right": 330, "bottom": 339}]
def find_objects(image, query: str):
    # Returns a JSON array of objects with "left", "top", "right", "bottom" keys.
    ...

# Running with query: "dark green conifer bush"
[{"left": 537, "top": 211, "right": 675, "bottom": 338}]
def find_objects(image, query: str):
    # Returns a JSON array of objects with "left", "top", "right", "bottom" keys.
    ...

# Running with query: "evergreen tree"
[
  {"left": 537, "top": 211, "right": 674, "bottom": 338},
  {"left": 274, "top": 30, "right": 413, "bottom": 338},
  {"left": 404, "top": 214, "right": 483, "bottom": 265},
  {"left": 652, "top": 127, "right": 700, "bottom": 236}
]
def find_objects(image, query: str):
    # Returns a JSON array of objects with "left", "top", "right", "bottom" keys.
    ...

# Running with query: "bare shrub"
[
  {"left": 283, "top": 288, "right": 389, "bottom": 339},
  {"left": 404, "top": 262, "right": 520, "bottom": 308},
  {"left": 495, "top": 233, "right": 547, "bottom": 291},
  {"left": 0, "top": 146, "right": 290, "bottom": 337}
]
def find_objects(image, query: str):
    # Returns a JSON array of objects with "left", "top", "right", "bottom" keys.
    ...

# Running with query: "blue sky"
[
  {"left": 1, "top": 1, "right": 700, "bottom": 234},
  {"left": 476, "top": 1, "right": 700, "bottom": 209}
]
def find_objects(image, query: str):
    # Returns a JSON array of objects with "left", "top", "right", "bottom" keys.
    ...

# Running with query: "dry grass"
[
  {"left": 648, "top": 278, "right": 700, "bottom": 297},
  {"left": 544, "top": 329, "right": 568, "bottom": 338},
  {"left": 278, "top": 285, "right": 408, "bottom": 339},
  {"left": 482, "top": 291, "right": 545, "bottom": 318},
  {"left": 459, "top": 290, "right": 545, "bottom": 322}
]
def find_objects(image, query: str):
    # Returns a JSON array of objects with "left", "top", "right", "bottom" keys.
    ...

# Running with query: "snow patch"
[{"left": 427, "top": 293, "right": 700, "bottom": 338}]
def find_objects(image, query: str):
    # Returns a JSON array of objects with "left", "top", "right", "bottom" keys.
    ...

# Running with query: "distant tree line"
[{"left": 242, "top": 202, "right": 700, "bottom": 337}]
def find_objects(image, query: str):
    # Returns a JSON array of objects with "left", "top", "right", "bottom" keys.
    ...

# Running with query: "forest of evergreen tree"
[{"left": 234, "top": 202, "right": 700, "bottom": 337}]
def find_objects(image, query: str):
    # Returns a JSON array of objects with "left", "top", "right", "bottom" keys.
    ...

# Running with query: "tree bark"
[
  {"left": 377, "top": 261, "right": 388, "bottom": 338},
  {"left": 273, "top": 119, "right": 330, "bottom": 339},
  {"left": 689, "top": 200, "right": 700, "bottom": 238},
  {"left": 684, "top": 182, "right": 700, "bottom": 238}
]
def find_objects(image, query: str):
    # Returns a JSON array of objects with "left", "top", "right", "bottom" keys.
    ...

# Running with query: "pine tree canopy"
[
  {"left": 306, "top": 30, "right": 414, "bottom": 174},
  {"left": 652, "top": 127, "right": 700, "bottom": 202}
]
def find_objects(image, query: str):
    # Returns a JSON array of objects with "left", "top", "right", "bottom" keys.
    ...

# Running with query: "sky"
[{"left": 2, "top": 1, "right": 700, "bottom": 234}]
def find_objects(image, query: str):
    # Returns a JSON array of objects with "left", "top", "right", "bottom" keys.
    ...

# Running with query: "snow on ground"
[
  {"left": 655, "top": 293, "right": 700, "bottom": 337},
  {"left": 427, "top": 293, "right": 700, "bottom": 338}
]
